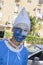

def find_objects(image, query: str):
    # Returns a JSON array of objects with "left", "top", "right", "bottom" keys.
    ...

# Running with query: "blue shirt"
[{"left": 0, "top": 39, "right": 28, "bottom": 65}]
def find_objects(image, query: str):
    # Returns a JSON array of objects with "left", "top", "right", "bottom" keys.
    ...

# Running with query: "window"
[
  {"left": 5, "top": 16, "right": 11, "bottom": 25},
  {"left": 33, "top": 8, "right": 36, "bottom": 11},
  {"left": 14, "top": 4, "right": 19, "bottom": 13},
  {"left": 38, "top": 0, "right": 43, "bottom": 4},
  {"left": 27, "top": 0, "right": 32, "bottom": 3},
  {"left": 37, "top": 8, "right": 41, "bottom": 13},
  {"left": 0, "top": 31, "right": 5, "bottom": 38},
  {"left": 0, "top": 0, "right": 4, "bottom": 9},
  {"left": 35, "top": 8, "right": 43, "bottom": 20},
  {"left": 15, "top": 0, "right": 20, "bottom": 2}
]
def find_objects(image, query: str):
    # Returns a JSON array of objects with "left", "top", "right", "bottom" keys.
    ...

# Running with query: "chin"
[{"left": 16, "top": 41, "right": 22, "bottom": 43}]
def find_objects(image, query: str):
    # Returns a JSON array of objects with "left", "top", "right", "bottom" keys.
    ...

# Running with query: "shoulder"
[
  {"left": 0, "top": 38, "right": 8, "bottom": 43},
  {"left": 0, "top": 39, "right": 6, "bottom": 46},
  {"left": 0, "top": 39, "right": 4, "bottom": 43}
]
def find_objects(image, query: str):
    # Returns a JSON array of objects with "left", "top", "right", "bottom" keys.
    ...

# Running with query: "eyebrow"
[
  {"left": 14, "top": 27, "right": 21, "bottom": 29},
  {"left": 14, "top": 27, "right": 28, "bottom": 31}
]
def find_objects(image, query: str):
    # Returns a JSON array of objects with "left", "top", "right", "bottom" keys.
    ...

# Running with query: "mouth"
[{"left": 18, "top": 36, "right": 22, "bottom": 38}]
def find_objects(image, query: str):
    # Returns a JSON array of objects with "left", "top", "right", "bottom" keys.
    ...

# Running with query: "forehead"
[{"left": 14, "top": 23, "right": 29, "bottom": 30}]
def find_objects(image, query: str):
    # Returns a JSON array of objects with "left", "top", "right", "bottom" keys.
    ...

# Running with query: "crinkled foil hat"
[{"left": 13, "top": 7, "right": 31, "bottom": 32}]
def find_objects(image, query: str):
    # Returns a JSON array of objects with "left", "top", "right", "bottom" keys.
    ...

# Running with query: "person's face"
[{"left": 13, "top": 23, "right": 29, "bottom": 42}]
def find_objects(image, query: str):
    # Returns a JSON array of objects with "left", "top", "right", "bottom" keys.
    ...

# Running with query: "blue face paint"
[{"left": 13, "top": 27, "right": 26, "bottom": 42}]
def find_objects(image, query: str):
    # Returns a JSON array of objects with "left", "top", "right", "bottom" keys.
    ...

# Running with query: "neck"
[{"left": 10, "top": 37, "right": 21, "bottom": 46}]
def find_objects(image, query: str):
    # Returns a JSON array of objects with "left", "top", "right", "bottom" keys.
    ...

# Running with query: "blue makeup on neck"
[{"left": 13, "top": 27, "right": 26, "bottom": 42}]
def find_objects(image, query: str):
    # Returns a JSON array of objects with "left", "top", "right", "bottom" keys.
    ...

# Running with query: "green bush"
[
  {"left": 4, "top": 30, "right": 13, "bottom": 38},
  {"left": 25, "top": 14, "right": 43, "bottom": 44},
  {"left": 28, "top": 15, "right": 37, "bottom": 31},
  {"left": 26, "top": 35, "right": 43, "bottom": 44}
]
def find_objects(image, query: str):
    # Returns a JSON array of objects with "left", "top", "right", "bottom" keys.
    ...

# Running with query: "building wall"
[{"left": 0, "top": 0, "right": 43, "bottom": 25}]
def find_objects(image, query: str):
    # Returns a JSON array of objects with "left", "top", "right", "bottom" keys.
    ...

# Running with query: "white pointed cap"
[{"left": 13, "top": 7, "right": 31, "bottom": 32}]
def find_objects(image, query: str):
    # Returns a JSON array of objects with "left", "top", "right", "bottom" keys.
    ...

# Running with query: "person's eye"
[
  {"left": 24, "top": 30, "right": 27, "bottom": 32},
  {"left": 16, "top": 27, "right": 21, "bottom": 30}
]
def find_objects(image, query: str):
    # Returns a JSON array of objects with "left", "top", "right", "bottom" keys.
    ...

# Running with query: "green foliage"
[
  {"left": 29, "top": 16, "right": 37, "bottom": 31},
  {"left": 26, "top": 35, "right": 43, "bottom": 44},
  {"left": 4, "top": 30, "right": 13, "bottom": 38},
  {"left": 26, "top": 14, "right": 43, "bottom": 44}
]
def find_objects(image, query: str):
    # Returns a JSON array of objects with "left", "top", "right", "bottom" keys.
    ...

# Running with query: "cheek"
[
  {"left": 13, "top": 30, "right": 21, "bottom": 36},
  {"left": 21, "top": 31, "right": 28, "bottom": 36}
]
